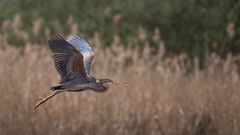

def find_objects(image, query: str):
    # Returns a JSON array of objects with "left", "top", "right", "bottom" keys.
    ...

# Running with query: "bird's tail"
[{"left": 50, "top": 85, "right": 63, "bottom": 91}]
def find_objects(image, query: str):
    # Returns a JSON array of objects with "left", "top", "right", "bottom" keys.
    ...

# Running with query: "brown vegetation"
[{"left": 0, "top": 19, "right": 240, "bottom": 135}]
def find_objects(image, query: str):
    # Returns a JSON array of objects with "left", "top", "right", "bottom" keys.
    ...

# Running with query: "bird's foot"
[{"left": 34, "top": 91, "right": 62, "bottom": 109}]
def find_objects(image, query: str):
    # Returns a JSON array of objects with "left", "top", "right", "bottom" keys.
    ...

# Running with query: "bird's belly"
[{"left": 64, "top": 83, "right": 91, "bottom": 91}]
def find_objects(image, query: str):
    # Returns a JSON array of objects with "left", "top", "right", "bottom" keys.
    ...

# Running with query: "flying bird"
[{"left": 35, "top": 35, "right": 126, "bottom": 109}]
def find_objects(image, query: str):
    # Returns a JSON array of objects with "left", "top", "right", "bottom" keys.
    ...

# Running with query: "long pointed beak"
[{"left": 112, "top": 81, "right": 128, "bottom": 85}]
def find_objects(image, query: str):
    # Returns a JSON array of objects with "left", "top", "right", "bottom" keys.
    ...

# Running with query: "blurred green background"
[{"left": 0, "top": 0, "right": 240, "bottom": 58}]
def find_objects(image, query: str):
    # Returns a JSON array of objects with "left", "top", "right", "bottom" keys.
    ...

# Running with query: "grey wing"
[
  {"left": 66, "top": 35, "right": 94, "bottom": 76},
  {"left": 48, "top": 35, "right": 89, "bottom": 84}
]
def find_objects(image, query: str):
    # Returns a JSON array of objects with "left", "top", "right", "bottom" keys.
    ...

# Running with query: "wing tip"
[{"left": 48, "top": 34, "right": 64, "bottom": 42}]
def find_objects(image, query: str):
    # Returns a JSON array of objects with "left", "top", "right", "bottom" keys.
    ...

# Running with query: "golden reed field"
[{"left": 0, "top": 16, "right": 240, "bottom": 135}]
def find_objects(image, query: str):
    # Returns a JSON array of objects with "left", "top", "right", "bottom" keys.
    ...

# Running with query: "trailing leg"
[{"left": 34, "top": 91, "right": 63, "bottom": 109}]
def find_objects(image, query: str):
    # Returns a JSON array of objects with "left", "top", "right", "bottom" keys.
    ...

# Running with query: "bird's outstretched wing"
[
  {"left": 48, "top": 35, "right": 89, "bottom": 83},
  {"left": 66, "top": 35, "right": 94, "bottom": 76}
]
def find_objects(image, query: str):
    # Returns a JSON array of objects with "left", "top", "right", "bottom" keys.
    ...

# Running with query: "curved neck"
[{"left": 97, "top": 82, "right": 109, "bottom": 92}]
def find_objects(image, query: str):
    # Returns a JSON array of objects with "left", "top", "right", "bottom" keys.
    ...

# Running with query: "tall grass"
[{"left": 0, "top": 17, "right": 240, "bottom": 135}]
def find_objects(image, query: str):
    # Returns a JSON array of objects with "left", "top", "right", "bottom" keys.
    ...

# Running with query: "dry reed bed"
[{"left": 0, "top": 32, "right": 240, "bottom": 135}]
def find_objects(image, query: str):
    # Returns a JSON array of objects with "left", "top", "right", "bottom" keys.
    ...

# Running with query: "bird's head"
[{"left": 96, "top": 78, "right": 127, "bottom": 92}]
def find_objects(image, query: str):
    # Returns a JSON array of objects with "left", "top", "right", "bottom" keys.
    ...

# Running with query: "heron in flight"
[{"left": 35, "top": 35, "right": 126, "bottom": 108}]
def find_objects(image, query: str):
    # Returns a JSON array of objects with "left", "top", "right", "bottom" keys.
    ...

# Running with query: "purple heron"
[{"left": 35, "top": 35, "right": 125, "bottom": 109}]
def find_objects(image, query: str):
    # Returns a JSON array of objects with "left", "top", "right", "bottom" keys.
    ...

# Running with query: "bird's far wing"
[
  {"left": 66, "top": 35, "right": 94, "bottom": 76},
  {"left": 48, "top": 35, "right": 89, "bottom": 83}
]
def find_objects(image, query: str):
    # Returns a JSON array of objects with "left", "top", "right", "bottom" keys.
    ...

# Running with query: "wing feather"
[
  {"left": 66, "top": 35, "right": 94, "bottom": 76},
  {"left": 48, "top": 35, "right": 89, "bottom": 83}
]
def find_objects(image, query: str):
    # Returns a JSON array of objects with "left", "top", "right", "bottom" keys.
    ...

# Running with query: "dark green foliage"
[{"left": 0, "top": 0, "right": 240, "bottom": 58}]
